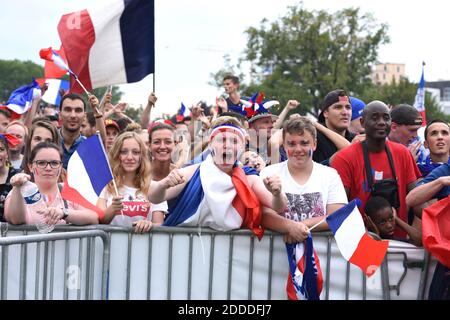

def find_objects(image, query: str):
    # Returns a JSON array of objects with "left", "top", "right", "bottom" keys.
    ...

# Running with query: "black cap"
[
  {"left": 318, "top": 89, "right": 349, "bottom": 123},
  {"left": 390, "top": 104, "right": 423, "bottom": 126}
]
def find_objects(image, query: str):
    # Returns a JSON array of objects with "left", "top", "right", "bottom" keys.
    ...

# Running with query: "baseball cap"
[
  {"left": 318, "top": 89, "right": 350, "bottom": 123},
  {"left": 104, "top": 119, "right": 120, "bottom": 131},
  {"left": 390, "top": 104, "right": 423, "bottom": 126},
  {"left": 247, "top": 112, "right": 278, "bottom": 124}
]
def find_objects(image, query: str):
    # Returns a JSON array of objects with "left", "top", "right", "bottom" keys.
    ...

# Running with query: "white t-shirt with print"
[
  {"left": 99, "top": 185, "right": 168, "bottom": 227},
  {"left": 260, "top": 161, "right": 347, "bottom": 222}
]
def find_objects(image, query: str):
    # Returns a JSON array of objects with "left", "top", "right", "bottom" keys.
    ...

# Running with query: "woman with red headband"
[
  {"left": 149, "top": 116, "right": 310, "bottom": 241},
  {"left": 0, "top": 134, "right": 21, "bottom": 222}
]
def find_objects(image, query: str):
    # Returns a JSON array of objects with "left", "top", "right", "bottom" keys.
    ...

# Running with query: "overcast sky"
[{"left": 0, "top": 0, "right": 448, "bottom": 117}]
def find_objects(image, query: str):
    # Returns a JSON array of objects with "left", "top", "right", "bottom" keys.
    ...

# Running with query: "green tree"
[
  {"left": 123, "top": 104, "right": 144, "bottom": 123},
  {"left": 0, "top": 59, "right": 44, "bottom": 103},
  {"left": 212, "top": 4, "right": 389, "bottom": 117}
]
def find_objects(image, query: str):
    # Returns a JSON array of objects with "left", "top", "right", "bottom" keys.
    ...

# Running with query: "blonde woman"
[{"left": 97, "top": 132, "right": 165, "bottom": 233}]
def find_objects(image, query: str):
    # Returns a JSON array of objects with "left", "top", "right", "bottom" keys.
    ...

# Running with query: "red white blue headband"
[{"left": 209, "top": 124, "right": 246, "bottom": 143}]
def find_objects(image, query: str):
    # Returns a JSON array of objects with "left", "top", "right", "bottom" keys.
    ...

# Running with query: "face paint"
[
  {"left": 308, "top": 149, "right": 313, "bottom": 158},
  {"left": 33, "top": 167, "right": 39, "bottom": 176}
]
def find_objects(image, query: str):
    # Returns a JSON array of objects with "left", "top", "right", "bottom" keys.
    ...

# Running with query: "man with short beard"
[{"left": 58, "top": 93, "right": 86, "bottom": 169}]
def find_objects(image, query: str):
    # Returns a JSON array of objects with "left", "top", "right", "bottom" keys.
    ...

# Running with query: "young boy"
[{"left": 365, "top": 196, "right": 422, "bottom": 246}]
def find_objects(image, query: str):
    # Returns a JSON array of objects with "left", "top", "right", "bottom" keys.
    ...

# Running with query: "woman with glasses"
[
  {"left": 4, "top": 142, "right": 99, "bottom": 226},
  {"left": 97, "top": 132, "right": 166, "bottom": 233}
]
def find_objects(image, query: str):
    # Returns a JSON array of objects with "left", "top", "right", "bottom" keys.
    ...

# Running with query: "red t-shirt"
[{"left": 331, "top": 140, "right": 421, "bottom": 238}]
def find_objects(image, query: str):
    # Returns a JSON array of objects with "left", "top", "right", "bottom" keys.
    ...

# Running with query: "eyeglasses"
[{"left": 34, "top": 160, "right": 63, "bottom": 169}]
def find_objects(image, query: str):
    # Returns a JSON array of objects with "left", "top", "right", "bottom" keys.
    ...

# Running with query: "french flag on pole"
[
  {"left": 413, "top": 62, "right": 427, "bottom": 126},
  {"left": 286, "top": 235, "right": 323, "bottom": 300},
  {"left": 6, "top": 79, "right": 41, "bottom": 114},
  {"left": 61, "top": 135, "right": 113, "bottom": 219},
  {"left": 326, "top": 199, "right": 389, "bottom": 277},
  {"left": 39, "top": 47, "right": 73, "bottom": 77},
  {"left": 57, "top": 0, "right": 155, "bottom": 93}
]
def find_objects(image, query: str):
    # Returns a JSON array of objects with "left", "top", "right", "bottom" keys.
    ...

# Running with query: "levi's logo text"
[{"left": 122, "top": 201, "right": 149, "bottom": 218}]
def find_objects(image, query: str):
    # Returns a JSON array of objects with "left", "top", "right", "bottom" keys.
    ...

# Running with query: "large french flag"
[
  {"left": 39, "top": 47, "right": 73, "bottom": 78},
  {"left": 163, "top": 155, "right": 264, "bottom": 239},
  {"left": 57, "top": 0, "right": 155, "bottom": 93},
  {"left": 326, "top": 199, "right": 389, "bottom": 277},
  {"left": 61, "top": 135, "right": 113, "bottom": 218}
]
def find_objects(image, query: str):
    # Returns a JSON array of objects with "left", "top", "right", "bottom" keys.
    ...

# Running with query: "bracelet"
[{"left": 94, "top": 114, "right": 103, "bottom": 119}]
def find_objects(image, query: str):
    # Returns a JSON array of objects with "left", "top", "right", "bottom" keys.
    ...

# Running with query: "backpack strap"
[
  {"left": 57, "top": 183, "right": 69, "bottom": 210},
  {"left": 362, "top": 141, "right": 398, "bottom": 190}
]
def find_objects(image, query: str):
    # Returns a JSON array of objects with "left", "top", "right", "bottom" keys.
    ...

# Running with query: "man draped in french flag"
[{"left": 149, "top": 117, "right": 307, "bottom": 239}]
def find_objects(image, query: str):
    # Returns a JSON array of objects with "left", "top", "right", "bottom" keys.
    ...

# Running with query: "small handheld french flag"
[
  {"left": 176, "top": 102, "right": 190, "bottom": 122},
  {"left": 6, "top": 79, "right": 41, "bottom": 114},
  {"left": 61, "top": 135, "right": 113, "bottom": 218},
  {"left": 326, "top": 199, "right": 389, "bottom": 276},
  {"left": 39, "top": 47, "right": 74, "bottom": 76}
]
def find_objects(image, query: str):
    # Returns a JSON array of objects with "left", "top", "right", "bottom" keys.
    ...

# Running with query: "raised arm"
[
  {"left": 314, "top": 121, "right": 350, "bottom": 150},
  {"left": 148, "top": 166, "right": 196, "bottom": 203},
  {"left": 249, "top": 174, "right": 287, "bottom": 214},
  {"left": 274, "top": 100, "right": 299, "bottom": 129},
  {"left": 141, "top": 92, "right": 157, "bottom": 129}
]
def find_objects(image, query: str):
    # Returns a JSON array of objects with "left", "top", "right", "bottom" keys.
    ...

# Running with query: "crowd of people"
[{"left": 0, "top": 73, "right": 449, "bottom": 299}]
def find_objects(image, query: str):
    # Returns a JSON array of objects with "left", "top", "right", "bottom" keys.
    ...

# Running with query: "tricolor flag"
[
  {"left": 57, "top": 0, "right": 155, "bottom": 93},
  {"left": 61, "top": 134, "right": 113, "bottom": 218},
  {"left": 39, "top": 47, "right": 71, "bottom": 78},
  {"left": 36, "top": 78, "right": 70, "bottom": 106},
  {"left": 6, "top": 79, "right": 41, "bottom": 114},
  {"left": 326, "top": 199, "right": 389, "bottom": 276},
  {"left": 286, "top": 235, "right": 323, "bottom": 300},
  {"left": 163, "top": 154, "right": 264, "bottom": 239},
  {"left": 176, "top": 103, "right": 190, "bottom": 122},
  {"left": 413, "top": 62, "right": 427, "bottom": 126}
]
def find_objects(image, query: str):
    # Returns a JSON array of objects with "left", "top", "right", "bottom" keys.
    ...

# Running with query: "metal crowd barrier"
[{"left": 0, "top": 223, "right": 434, "bottom": 300}]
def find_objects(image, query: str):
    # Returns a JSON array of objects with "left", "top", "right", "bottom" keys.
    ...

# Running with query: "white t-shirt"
[
  {"left": 99, "top": 185, "right": 168, "bottom": 227},
  {"left": 260, "top": 161, "right": 347, "bottom": 222}
]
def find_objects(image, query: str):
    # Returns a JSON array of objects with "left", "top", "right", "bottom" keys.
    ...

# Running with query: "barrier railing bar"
[
  {"left": 325, "top": 236, "right": 332, "bottom": 300},
  {"left": 42, "top": 241, "right": 49, "bottom": 300},
  {"left": 208, "top": 234, "right": 215, "bottom": 300},
  {"left": 1, "top": 245, "right": 8, "bottom": 299},
  {"left": 167, "top": 233, "right": 174, "bottom": 300},
  {"left": 267, "top": 236, "right": 274, "bottom": 300},
  {"left": 64, "top": 239, "right": 69, "bottom": 300},
  {"left": 85, "top": 236, "right": 92, "bottom": 300},
  {"left": 35, "top": 242, "right": 41, "bottom": 299},
  {"left": 227, "top": 235, "right": 234, "bottom": 300},
  {"left": 187, "top": 234, "right": 193, "bottom": 300},
  {"left": 77, "top": 238, "right": 83, "bottom": 300},
  {"left": 418, "top": 251, "right": 430, "bottom": 300},
  {"left": 345, "top": 262, "right": 350, "bottom": 300},
  {"left": 146, "top": 233, "right": 153, "bottom": 300},
  {"left": 19, "top": 242, "right": 27, "bottom": 300},
  {"left": 49, "top": 241, "right": 55, "bottom": 300},
  {"left": 248, "top": 236, "right": 255, "bottom": 300},
  {"left": 126, "top": 233, "right": 132, "bottom": 300},
  {"left": 89, "top": 237, "right": 96, "bottom": 299},
  {"left": 362, "top": 270, "right": 367, "bottom": 300}
]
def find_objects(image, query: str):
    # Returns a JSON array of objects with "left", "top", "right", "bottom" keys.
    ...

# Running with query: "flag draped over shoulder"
[
  {"left": 413, "top": 63, "right": 426, "bottom": 126},
  {"left": 326, "top": 199, "right": 389, "bottom": 277},
  {"left": 61, "top": 135, "right": 113, "bottom": 219},
  {"left": 6, "top": 79, "right": 41, "bottom": 114},
  {"left": 163, "top": 155, "right": 264, "bottom": 239},
  {"left": 57, "top": 0, "right": 155, "bottom": 93},
  {"left": 422, "top": 196, "right": 450, "bottom": 268},
  {"left": 286, "top": 235, "right": 323, "bottom": 300}
]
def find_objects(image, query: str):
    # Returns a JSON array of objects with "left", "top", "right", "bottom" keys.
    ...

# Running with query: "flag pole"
[
  {"left": 308, "top": 218, "right": 326, "bottom": 232},
  {"left": 69, "top": 71, "right": 90, "bottom": 96}
]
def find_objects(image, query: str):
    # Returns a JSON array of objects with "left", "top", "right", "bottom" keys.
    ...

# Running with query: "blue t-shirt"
[{"left": 417, "top": 163, "right": 450, "bottom": 199}]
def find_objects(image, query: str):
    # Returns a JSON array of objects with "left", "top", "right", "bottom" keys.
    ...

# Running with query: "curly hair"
[{"left": 107, "top": 131, "right": 151, "bottom": 196}]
